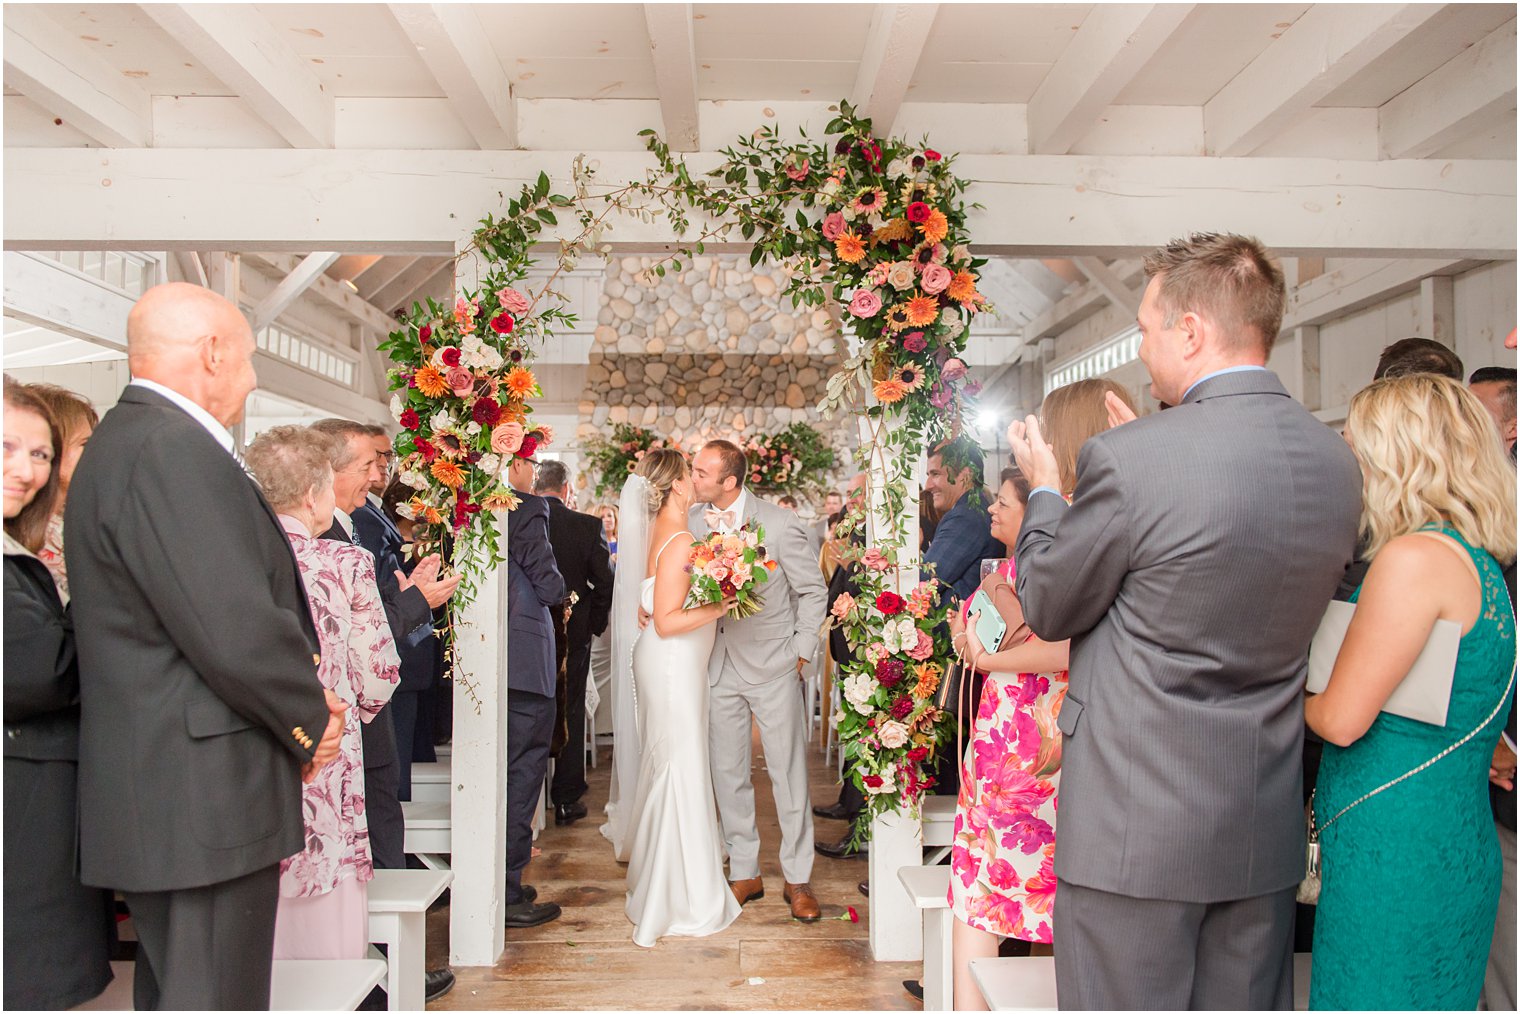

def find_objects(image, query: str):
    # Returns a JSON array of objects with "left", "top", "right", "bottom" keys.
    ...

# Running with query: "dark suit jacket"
[
  {"left": 507, "top": 493, "right": 566, "bottom": 697},
  {"left": 4, "top": 551, "right": 80, "bottom": 761},
  {"left": 322, "top": 515, "right": 432, "bottom": 650},
  {"left": 1015, "top": 369, "right": 1363, "bottom": 903},
  {"left": 66, "top": 385, "right": 328, "bottom": 892},
  {"left": 923, "top": 489, "right": 1004, "bottom": 603},
  {"left": 542, "top": 496, "right": 613, "bottom": 646}
]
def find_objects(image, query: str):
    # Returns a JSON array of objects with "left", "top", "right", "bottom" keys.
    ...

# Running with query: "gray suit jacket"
[
  {"left": 1014, "top": 369, "right": 1362, "bottom": 903},
  {"left": 691, "top": 493, "right": 828, "bottom": 686}
]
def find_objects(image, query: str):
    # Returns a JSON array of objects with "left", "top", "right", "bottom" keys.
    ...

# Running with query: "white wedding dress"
[{"left": 623, "top": 532, "right": 742, "bottom": 947}]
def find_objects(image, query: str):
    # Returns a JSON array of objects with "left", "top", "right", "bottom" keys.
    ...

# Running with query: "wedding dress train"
[{"left": 624, "top": 548, "right": 741, "bottom": 947}]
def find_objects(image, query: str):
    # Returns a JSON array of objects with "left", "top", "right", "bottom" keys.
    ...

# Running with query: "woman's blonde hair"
[
  {"left": 598, "top": 503, "right": 619, "bottom": 538},
  {"left": 633, "top": 447, "right": 688, "bottom": 514},
  {"left": 1346, "top": 373, "right": 1516, "bottom": 564},
  {"left": 1040, "top": 379, "right": 1137, "bottom": 496}
]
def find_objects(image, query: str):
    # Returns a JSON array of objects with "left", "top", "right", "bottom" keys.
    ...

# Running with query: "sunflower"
[
  {"left": 905, "top": 295, "right": 939, "bottom": 327},
  {"left": 883, "top": 304, "right": 913, "bottom": 331},
  {"left": 919, "top": 208, "right": 950, "bottom": 245},
  {"left": 430, "top": 459, "right": 466, "bottom": 489},
  {"left": 504, "top": 366, "right": 538, "bottom": 399},
  {"left": 948, "top": 270, "right": 980, "bottom": 304},
  {"left": 434, "top": 429, "right": 468, "bottom": 459},
  {"left": 834, "top": 232, "right": 867, "bottom": 264},
  {"left": 871, "top": 217, "right": 914, "bottom": 246},
  {"left": 898, "top": 364, "right": 925, "bottom": 391},
  {"left": 415, "top": 365, "right": 450, "bottom": 398},
  {"left": 873, "top": 377, "right": 909, "bottom": 404},
  {"left": 852, "top": 186, "right": 887, "bottom": 214}
]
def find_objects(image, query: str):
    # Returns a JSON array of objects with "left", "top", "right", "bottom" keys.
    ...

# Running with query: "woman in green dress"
[{"left": 1306, "top": 373, "right": 1516, "bottom": 1010}]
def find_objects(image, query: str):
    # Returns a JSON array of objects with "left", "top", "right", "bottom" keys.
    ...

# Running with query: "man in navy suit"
[
  {"left": 922, "top": 435, "right": 1002, "bottom": 603},
  {"left": 504, "top": 446, "right": 567, "bottom": 928}
]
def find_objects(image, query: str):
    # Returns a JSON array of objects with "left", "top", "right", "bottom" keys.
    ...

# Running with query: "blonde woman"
[{"left": 1307, "top": 374, "right": 1517, "bottom": 1010}]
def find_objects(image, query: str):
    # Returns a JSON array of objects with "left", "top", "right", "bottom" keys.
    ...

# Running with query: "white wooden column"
[
  {"left": 448, "top": 246, "right": 510, "bottom": 967},
  {"left": 864, "top": 414, "right": 925, "bottom": 962}
]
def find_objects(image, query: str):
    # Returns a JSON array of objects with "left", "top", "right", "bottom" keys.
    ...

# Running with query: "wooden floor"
[{"left": 426, "top": 724, "right": 921, "bottom": 1011}]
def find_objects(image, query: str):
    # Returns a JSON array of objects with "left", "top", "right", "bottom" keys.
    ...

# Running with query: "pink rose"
[
  {"left": 496, "top": 287, "right": 531, "bottom": 314},
  {"left": 848, "top": 289, "right": 883, "bottom": 318},
  {"left": 878, "top": 720, "right": 909, "bottom": 749},
  {"left": 942, "top": 357, "right": 968, "bottom": 382},
  {"left": 709, "top": 564, "right": 730, "bottom": 583},
  {"left": 907, "top": 629, "right": 935, "bottom": 661},
  {"left": 920, "top": 263, "right": 953, "bottom": 295},
  {"left": 830, "top": 593, "right": 855, "bottom": 620},
  {"left": 446, "top": 366, "right": 475, "bottom": 396},
  {"left": 865, "top": 642, "right": 889, "bottom": 665},
  {"left": 821, "top": 212, "right": 847, "bottom": 241},
  {"left": 490, "top": 422, "right": 525, "bottom": 455},
  {"left": 862, "top": 547, "right": 891, "bottom": 571},
  {"left": 902, "top": 331, "right": 928, "bottom": 353},
  {"left": 784, "top": 157, "right": 810, "bottom": 181}
]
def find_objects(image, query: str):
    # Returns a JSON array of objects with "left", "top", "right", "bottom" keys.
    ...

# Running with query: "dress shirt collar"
[
  {"left": 711, "top": 487, "right": 749, "bottom": 531},
  {"left": 1181, "top": 365, "right": 1270, "bottom": 403},
  {"left": 366, "top": 492, "right": 384, "bottom": 511},
  {"left": 277, "top": 514, "right": 313, "bottom": 539},
  {"left": 128, "top": 378, "right": 235, "bottom": 456},
  {"left": 331, "top": 507, "right": 355, "bottom": 540}
]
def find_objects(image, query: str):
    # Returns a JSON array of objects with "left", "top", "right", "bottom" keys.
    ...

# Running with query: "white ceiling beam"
[
  {"left": 2, "top": 8, "right": 151, "bottom": 148},
  {"left": 1073, "top": 257, "right": 1142, "bottom": 317},
  {"left": 643, "top": 3, "right": 700, "bottom": 152},
  {"left": 1204, "top": 4, "right": 1447, "bottom": 157},
  {"left": 6, "top": 149, "right": 1513, "bottom": 258},
  {"left": 355, "top": 256, "right": 422, "bottom": 302},
  {"left": 248, "top": 252, "right": 341, "bottom": 331},
  {"left": 1379, "top": 18, "right": 1517, "bottom": 160},
  {"left": 1028, "top": 4, "right": 1194, "bottom": 155},
  {"left": 850, "top": 4, "right": 940, "bottom": 139},
  {"left": 173, "top": 251, "right": 208, "bottom": 287},
  {"left": 371, "top": 258, "right": 454, "bottom": 315},
  {"left": 387, "top": 4, "right": 517, "bottom": 150},
  {"left": 1281, "top": 257, "right": 1483, "bottom": 331},
  {"left": 141, "top": 4, "right": 334, "bottom": 149},
  {"left": 242, "top": 252, "right": 398, "bottom": 335},
  {"left": 1025, "top": 263, "right": 1148, "bottom": 340}
]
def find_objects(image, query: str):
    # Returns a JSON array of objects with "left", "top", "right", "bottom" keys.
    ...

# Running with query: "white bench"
[
  {"left": 899, "top": 864, "right": 954, "bottom": 1011},
  {"left": 401, "top": 800, "right": 450, "bottom": 870},
  {"left": 368, "top": 868, "right": 453, "bottom": 1011},
  {"left": 970, "top": 952, "right": 1314, "bottom": 1011},
  {"left": 922, "top": 794, "right": 955, "bottom": 863},
  {"left": 272, "top": 958, "right": 389, "bottom": 1011},
  {"left": 409, "top": 760, "right": 450, "bottom": 804}
]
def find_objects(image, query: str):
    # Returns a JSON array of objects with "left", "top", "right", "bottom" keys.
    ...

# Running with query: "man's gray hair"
[
  {"left": 533, "top": 459, "right": 571, "bottom": 495},
  {"left": 309, "top": 418, "right": 370, "bottom": 469}
]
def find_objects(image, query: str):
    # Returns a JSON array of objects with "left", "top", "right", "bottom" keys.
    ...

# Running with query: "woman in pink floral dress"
[{"left": 247, "top": 427, "right": 400, "bottom": 960}]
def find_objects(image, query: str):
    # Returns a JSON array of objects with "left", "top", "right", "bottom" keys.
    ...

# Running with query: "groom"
[{"left": 690, "top": 439, "right": 828, "bottom": 921}]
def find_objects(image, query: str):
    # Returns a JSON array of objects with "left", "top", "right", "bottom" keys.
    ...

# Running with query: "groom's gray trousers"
[{"left": 709, "top": 653, "right": 814, "bottom": 884}]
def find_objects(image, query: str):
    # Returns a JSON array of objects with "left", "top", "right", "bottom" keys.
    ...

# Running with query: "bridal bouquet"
[{"left": 685, "top": 524, "right": 776, "bottom": 619}]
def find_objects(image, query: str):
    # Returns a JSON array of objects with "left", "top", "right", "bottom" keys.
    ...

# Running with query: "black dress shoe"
[
  {"left": 425, "top": 968, "right": 456, "bottom": 1002},
  {"left": 554, "top": 801, "right": 588, "bottom": 825},
  {"left": 811, "top": 801, "right": 860, "bottom": 821},
  {"left": 815, "top": 836, "right": 866, "bottom": 860},
  {"left": 858, "top": 880, "right": 869, "bottom": 898},
  {"left": 903, "top": 979, "right": 924, "bottom": 1002},
  {"left": 504, "top": 900, "right": 561, "bottom": 928}
]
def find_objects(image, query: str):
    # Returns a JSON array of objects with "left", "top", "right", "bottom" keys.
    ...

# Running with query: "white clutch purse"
[{"left": 1306, "top": 600, "right": 1460, "bottom": 726}]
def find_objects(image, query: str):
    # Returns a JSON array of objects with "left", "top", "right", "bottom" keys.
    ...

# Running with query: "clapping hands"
[
  {"left": 396, "top": 553, "right": 463, "bottom": 609},
  {"left": 1006, "top": 391, "right": 1140, "bottom": 492}
]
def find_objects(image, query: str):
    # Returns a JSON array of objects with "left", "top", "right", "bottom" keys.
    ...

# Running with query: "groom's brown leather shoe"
[
  {"left": 730, "top": 877, "right": 765, "bottom": 906},
  {"left": 784, "top": 882, "right": 821, "bottom": 921}
]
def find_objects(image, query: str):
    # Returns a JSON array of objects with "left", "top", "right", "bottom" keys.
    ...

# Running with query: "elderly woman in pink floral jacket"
[{"left": 248, "top": 427, "right": 400, "bottom": 960}]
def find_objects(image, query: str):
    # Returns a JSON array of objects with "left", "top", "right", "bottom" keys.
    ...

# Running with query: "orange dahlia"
[
  {"left": 905, "top": 295, "right": 939, "bottom": 327},
  {"left": 919, "top": 208, "right": 949, "bottom": 245},
  {"left": 834, "top": 232, "right": 867, "bottom": 264},
  {"left": 912, "top": 662, "right": 942, "bottom": 699},
  {"left": 504, "top": 366, "right": 538, "bottom": 399},
  {"left": 872, "top": 217, "right": 914, "bottom": 245},
  {"left": 948, "top": 270, "right": 980, "bottom": 305},
  {"left": 415, "top": 365, "right": 449, "bottom": 398},
  {"left": 481, "top": 489, "right": 521, "bottom": 511},
  {"left": 430, "top": 459, "right": 466, "bottom": 488},
  {"left": 873, "top": 377, "right": 909, "bottom": 404}
]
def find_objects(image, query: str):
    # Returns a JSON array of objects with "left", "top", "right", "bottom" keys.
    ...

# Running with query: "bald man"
[{"left": 66, "top": 283, "right": 341, "bottom": 1010}]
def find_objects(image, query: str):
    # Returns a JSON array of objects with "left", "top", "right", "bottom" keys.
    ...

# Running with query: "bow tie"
[{"left": 704, "top": 508, "right": 737, "bottom": 530}]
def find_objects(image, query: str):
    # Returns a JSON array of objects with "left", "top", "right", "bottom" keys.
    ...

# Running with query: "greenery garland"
[{"left": 582, "top": 421, "right": 838, "bottom": 502}]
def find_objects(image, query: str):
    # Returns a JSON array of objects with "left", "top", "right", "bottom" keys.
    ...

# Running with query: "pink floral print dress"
[{"left": 948, "top": 557, "right": 1067, "bottom": 943}]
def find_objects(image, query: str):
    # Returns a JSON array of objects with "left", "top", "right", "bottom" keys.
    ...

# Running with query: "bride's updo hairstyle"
[{"left": 633, "top": 447, "right": 688, "bottom": 514}]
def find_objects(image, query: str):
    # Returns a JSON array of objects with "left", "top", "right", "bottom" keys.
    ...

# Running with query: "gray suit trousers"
[
  {"left": 1054, "top": 880, "right": 1296, "bottom": 1011},
  {"left": 709, "top": 654, "right": 814, "bottom": 884}
]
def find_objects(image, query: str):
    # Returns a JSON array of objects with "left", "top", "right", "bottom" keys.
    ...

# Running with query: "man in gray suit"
[
  {"left": 1008, "top": 234, "right": 1362, "bottom": 1010},
  {"left": 690, "top": 440, "right": 828, "bottom": 921}
]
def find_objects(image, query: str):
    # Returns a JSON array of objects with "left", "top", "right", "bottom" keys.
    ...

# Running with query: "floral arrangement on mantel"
[
  {"left": 742, "top": 422, "right": 837, "bottom": 497},
  {"left": 581, "top": 423, "right": 670, "bottom": 501},
  {"left": 635, "top": 100, "right": 991, "bottom": 836}
]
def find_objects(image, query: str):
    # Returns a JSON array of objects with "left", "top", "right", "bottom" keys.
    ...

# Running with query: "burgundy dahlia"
[
  {"left": 876, "top": 657, "right": 906, "bottom": 687},
  {"left": 889, "top": 696, "right": 915, "bottom": 720},
  {"left": 471, "top": 397, "right": 502, "bottom": 426}
]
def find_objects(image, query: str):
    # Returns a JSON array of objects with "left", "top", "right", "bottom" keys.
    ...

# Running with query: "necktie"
[{"left": 704, "top": 508, "right": 736, "bottom": 531}]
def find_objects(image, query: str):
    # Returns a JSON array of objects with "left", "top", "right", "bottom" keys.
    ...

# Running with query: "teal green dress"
[{"left": 1311, "top": 527, "right": 1516, "bottom": 1010}]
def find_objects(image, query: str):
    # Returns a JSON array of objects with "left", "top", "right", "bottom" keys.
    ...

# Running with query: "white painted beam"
[
  {"left": 3, "top": 252, "right": 134, "bottom": 348},
  {"left": 1028, "top": 4, "right": 1194, "bottom": 155},
  {"left": 2, "top": 8, "right": 151, "bottom": 148},
  {"left": 248, "top": 252, "right": 342, "bottom": 330},
  {"left": 173, "top": 251, "right": 208, "bottom": 287},
  {"left": 1379, "top": 18, "right": 1517, "bottom": 160},
  {"left": 1419, "top": 274, "right": 1456, "bottom": 347},
  {"left": 1281, "top": 257, "right": 1482, "bottom": 331},
  {"left": 387, "top": 4, "right": 517, "bottom": 150},
  {"left": 355, "top": 256, "right": 422, "bottom": 302},
  {"left": 242, "top": 252, "right": 399, "bottom": 335},
  {"left": 1025, "top": 262, "right": 1148, "bottom": 340},
  {"left": 5, "top": 149, "right": 1514, "bottom": 258},
  {"left": 643, "top": 3, "right": 700, "bottom": 152},
  {"left": 851, "top": 4, "right": 940, "bottom": 139},
  {"left": 141, "top": 4, "right": 334, "bottom": 149},
  {"left": 1205, "top": 4, "right": 1446, "bottom": 157},
  {"left": 371, "top": 258, "right": 454, "bottom": 315},
  {"left": 1073, "top": 257, "right": 1142, "bottom": 317},
  {"left": 205, "top": 252, "right": 240, "bottom": 303},
  {"left": 251, "top": 351, "right": 389, "bottom": 425}
]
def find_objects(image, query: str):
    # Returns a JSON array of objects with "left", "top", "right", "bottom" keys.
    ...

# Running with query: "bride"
[{"left": 604, "top": 448, "right": 742, "bottom": 947}]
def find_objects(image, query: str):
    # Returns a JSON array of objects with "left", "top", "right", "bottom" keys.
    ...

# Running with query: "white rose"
[
  {"left": 462, "top": 333, "right": 483, "bottom": 353},
  {"left": 394, "top": 501, "right": 416, "bottom": 520},
  {"left": 465, "top": 421, "right": 482, "bottom": 436},
  {"left": 887, "top": 261, "right": 917, "bottom": 291},
  {"left": 477, "top": 452, "right": 501, "bottom": 476},
  {"left": 841, "top": 206, "right": 857, "bottom": 223},
  {"left": 881, "top": 617, "right": 918, "bottom": 654},
  {"left": 878, "top": 720, "right": 909, "bottom": 749},
  {"left": 389, "top": 393, "right": 404, "bottom": 419},
  {"left": 430, "top": 410, "right": 451, "bottom": 431},
  {"left": 401, "top": 469, "right": 429, "bottom": 490},
  {"left": 820, "top": 177, "right": 841, "bottom": 198},
  {"left": 865, "top": 770, "right": 898, "bottom": 795},
  {"left": 842, "top": 673, "right": 879, "bottom": 713},
  {"left": 885, "top": 157, "right": 911, "bottom": 180},
  {"left": 478, "top": 346, "right": 504, "bottom": 370},
  {"left": 951, "top": 244, "right": 971, "bottom": 265}
]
